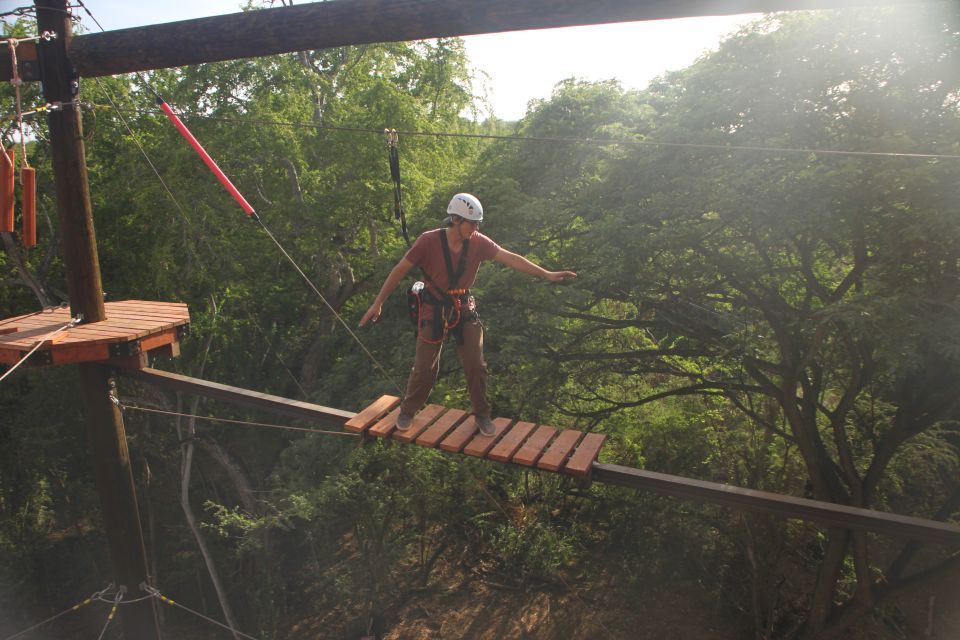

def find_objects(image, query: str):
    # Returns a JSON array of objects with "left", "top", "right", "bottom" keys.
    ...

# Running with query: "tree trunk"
[
  {"left": 1, "top": 231, "right": 54, "bottom": 307},
  {"left": 800, "top": 529, "right": 850, "bottom": 639},
  {"left": 175, "top": 298, "right": 242, "bottom": 639}
]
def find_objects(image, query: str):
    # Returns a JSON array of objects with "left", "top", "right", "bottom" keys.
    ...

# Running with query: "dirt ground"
[{"left": 381, "top": 579, "right": 739, "bottom": 640}]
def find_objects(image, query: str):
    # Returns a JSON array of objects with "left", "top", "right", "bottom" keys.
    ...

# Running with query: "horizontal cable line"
[
  {"left": 118, "top": 402, "right": 359, "bottom": 438},
  {"left": 107, "top": 105, "right": 960, "bottom": 161}
]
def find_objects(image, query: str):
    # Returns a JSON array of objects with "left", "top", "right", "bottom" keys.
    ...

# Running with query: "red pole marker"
[
  {"left": 21, "top": 166, "right": 36, "bottom": 247},
  {"left": 0, "top": 148, "right": 14, "bottom": 233},
  {"left": 158, "top": 101, "right": 257, "bottom": 218}
]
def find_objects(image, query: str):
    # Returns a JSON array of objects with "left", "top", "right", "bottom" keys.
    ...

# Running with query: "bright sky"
[{"left": 2, "top": 0, "right": 760, "bottom": 121}]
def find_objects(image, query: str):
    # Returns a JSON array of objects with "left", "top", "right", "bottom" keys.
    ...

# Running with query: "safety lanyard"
[{"left": 385, "top": 129, "right": 410, "bottom": 246}]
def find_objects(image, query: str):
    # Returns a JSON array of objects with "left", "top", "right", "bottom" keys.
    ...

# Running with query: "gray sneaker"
[
  {"left": 476, "top": 415, "right": 495, "bottom": 437},
  {"left": 396, "top": 412, "right": 414, "bottom": 431}
]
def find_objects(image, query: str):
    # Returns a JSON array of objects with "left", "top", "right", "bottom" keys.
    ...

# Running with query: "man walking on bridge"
[{"left": 359, "top": 193, "right": 576, "bottom": 436}]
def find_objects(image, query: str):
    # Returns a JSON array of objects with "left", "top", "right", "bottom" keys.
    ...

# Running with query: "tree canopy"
[{"left": 1, "top": 4, "right": 959, "bottom": 639}]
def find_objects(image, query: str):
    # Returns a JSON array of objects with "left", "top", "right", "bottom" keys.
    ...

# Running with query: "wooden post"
[{"left": 35, "top": 1, "right": 161, "bottom": 637}]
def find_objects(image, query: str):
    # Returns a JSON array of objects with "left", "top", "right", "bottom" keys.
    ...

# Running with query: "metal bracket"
[{"left": 109, "top": 340, "right": 141, "bottom": 358}]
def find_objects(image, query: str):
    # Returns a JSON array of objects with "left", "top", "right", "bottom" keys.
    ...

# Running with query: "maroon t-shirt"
[{"left": 404, "top": 228, "right": 501, "bottom": 294}]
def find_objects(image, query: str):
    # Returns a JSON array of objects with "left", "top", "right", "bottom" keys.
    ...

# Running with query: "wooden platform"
[
  {"left": 345, "top": 395, "right": 606, "bottom": 478},
  {"left": 0, "top": 300, "right": 189, "bottom": 368}
]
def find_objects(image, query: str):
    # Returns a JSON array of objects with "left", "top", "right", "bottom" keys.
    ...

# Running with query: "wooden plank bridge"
[
  {"left": 344, "top": 395, "right": 606, "bottom": 478},
  {"left": 120, "top": 369, "right": 960, "bottom": 545}
]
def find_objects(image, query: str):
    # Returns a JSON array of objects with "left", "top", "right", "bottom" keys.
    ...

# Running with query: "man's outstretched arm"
[
  {"left": 493, "top": 248, "right": 577, "bottom": 283},
  {"left": 359, "top": 257, "right": 416, "bottom": 326}
]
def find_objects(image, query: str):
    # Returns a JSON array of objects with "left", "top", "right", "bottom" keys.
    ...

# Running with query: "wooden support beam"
[
  {"left": 2, "top": 0, "right": 933, "bottom": 81},
  {"left": 121, "top": 367, "right": 355, "bottom": 429},
  {"left": 37, "top": 4, "right": 160, "bottom": 636},
  {"left": 113, "top": 384, "right": 960, "bottom": 544},
  {"left": 36, "top": 0, "right": 104, "bottom": 324},
  {"left": 592, "top": 463, "right": 960, "bottom": 545}
]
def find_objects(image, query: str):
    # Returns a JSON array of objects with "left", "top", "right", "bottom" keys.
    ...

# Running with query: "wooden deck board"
[
  {"left": 416, "top": 409, "right": 467, "bottom": 448},
  {"left": 392, "top": 404, "right": 445, "bottom": 443},
  {"left": 343, "top": 395, "right": 399, "bottom": 434},
  {"left": 0, "top": 301, "right": 190, "bottom": 368},
  {"left": 369, "top": 407, "right": 402, "bottom": 438},
  {"left": 563, "top": 433, "right": 607, "bottom": 477},
  {"left": 488, "top": 421, "right": 537, "bottom": 463},
  {"left": 537, "top": 429, "right": 583, "bottom": 472},
  {"left": 439, "top": 416, "right": 485, "bottom": 453},
  {"left": 512, "top": 425, "right": 557, "bottom": 467},
  {"left": 463, "top": 418, "right": 512, "bottom": 458}
]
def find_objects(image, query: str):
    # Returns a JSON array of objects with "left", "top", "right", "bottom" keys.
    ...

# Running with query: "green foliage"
[{"left": 3, "top": 5, "right": 960, "bottom": 639}]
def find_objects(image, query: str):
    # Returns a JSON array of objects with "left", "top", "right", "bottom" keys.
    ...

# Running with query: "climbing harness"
[
  {"left": 409, "top": 230, "right": 477, "bottom": 345},
  {"left": 385, "top": 128, "right": 410, "bottom": 246}
]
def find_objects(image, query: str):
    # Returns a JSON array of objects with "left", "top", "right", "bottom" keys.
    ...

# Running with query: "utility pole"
[{"left": 35, "top": 1, "right": 161, "bottom": 637}]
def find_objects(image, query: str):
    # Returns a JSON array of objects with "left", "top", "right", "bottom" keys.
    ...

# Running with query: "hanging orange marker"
[
  {"left": 0, "top": 148, "right": 14, "bottom": 233},
  {"left": 21, "top": 166, "right": 35, "bottom": 247}
]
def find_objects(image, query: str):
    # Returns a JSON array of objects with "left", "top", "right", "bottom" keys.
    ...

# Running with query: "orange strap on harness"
[{"left": 417, "top": 288, "right": 468, "bottom": 345}]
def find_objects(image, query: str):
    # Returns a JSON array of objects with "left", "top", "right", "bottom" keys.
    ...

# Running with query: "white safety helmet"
[{"left": 446, "top": 193, "right": 483, "bottom": 222}]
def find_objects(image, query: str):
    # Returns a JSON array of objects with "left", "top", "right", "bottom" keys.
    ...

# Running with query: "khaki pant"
[{"left": 400, "top": 318, "right": 490, "bottom": 418}]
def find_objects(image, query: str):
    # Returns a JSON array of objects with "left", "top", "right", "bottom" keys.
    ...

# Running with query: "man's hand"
[
  {"left": 359, "top": 303, "right": 382, "bottom": 327},
  {"left": 545, "top": 270, "right": 577, "bottom": 283}
]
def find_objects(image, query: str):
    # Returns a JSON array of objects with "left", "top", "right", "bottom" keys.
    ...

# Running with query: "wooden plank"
[
  {"left": 439, "top": 415, "right": 484, "bottom": 453},
  {"left": 122, "top": 368, "right": 355, "bottom": 429},
  {"left": 512, "top": 425, "right": 557, "bottom": 467},
  {"left": 0, "top": 327, "right": 17, "bottom": 335},
  {"left": 0, "top": 322, "right": 139, "bottom": 346},
  {"left": 149, "top": 341, "right": 181, "bottom": 359},
  {"left": 369, "top": 407, "right": 402, "bottom": 438},
  {"left": 463, "top": 418, "right": 512, "bottom": 458},
  {"left": 99, "top": 311, "right": 184, "bottom": 325},
  {"left": 563, "top": 433, "right": 607, "bottom": 477},
  {"left": 488, "top": 421, "right": 537, "bottom": 463},
  {"left": 0, "top": 314, "right": 69, "bottom": 327},
  {"left": 49, "top": 343, "right": 111, "bottom": 365},
  {"left": 33, "top": 331, "right": 70, "bottom": 347},
  {"left": 102, "top": 305, "right": 185, "bottom": 316},
  {"left": 537, "top": 429, "right": 584, "bottom": 472},
  {"left": 591, "top": 463, "right": 960, "bottom": 545},
  {"left": 105, "top": 302, "right": 186, "bottom": 313},
  {"left": 392, "top": 404, "right": 445, "bottom": 443},
  {"left": 107, "top": 300, "right": 187, "bottom": 310},
  {"left": 0, "top": 349, "right": 23, "bottom": 365},
  {"left": 139, "top": 329, "right": 177, "bottom": 352},
  {"left": 0, "top": 322, "right": 74, "bottom": 343},
  {"left": 19, "top": 313, "right": 185, "bottom": 333},
  {"left": 0, "top": 320, "right": 72, "bottom": 336},
  {"left": 415, "top": 408, "right": 467, "bottom": 448},
  {"left": 344, "top": 395, "right": 400, "bottom": 434}
]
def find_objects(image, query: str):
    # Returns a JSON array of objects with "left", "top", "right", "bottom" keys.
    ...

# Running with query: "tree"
[{"left": 467, "top": 6, "right": 960, "bottom": 637}]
